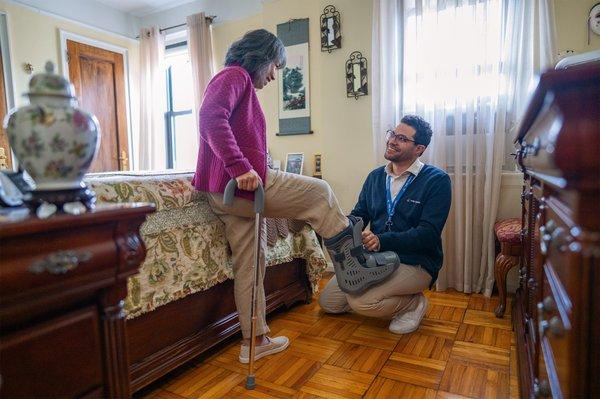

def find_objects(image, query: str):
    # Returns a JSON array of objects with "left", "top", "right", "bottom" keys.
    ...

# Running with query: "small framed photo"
[{"left": 285, "top": 153, "right": 304, "bottom": 174}]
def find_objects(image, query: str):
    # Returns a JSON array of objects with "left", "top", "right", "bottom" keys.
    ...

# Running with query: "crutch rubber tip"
[{"left": 245, "top": 376, "right": 256, "bottom": 390}]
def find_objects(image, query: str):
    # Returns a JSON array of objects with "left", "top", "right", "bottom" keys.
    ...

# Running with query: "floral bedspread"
[{"left": 85, "top": 172, "right": 327, "bottom": 319}]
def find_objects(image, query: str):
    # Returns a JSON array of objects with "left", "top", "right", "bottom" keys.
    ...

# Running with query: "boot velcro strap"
[
  {"left": 333, "top": 253, "right": 346, "bottom": 262},
  {"left": 350, "top": 246, "right": 363, "bottom": 258}
]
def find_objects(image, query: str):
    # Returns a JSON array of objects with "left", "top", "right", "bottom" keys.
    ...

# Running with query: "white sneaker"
[
  {"left": 239, "top": 336, "right": 290, "bottom": 364},
  {"left": 389, "top": 294, "right": 428, "bottom": 334}
]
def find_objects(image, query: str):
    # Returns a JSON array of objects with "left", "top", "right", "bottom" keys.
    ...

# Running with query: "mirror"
[
  {"left": 352, "top": 63, "right": 361, "bottom": 92},
  {"left": 346, "top": 51, "right": 368, "bottom": 100},
  {"left": 326, "top": 17, "right": 335, "bottom": 46},
  {"left": 320, "top": 5, "right": 341, "bottom": 52}
]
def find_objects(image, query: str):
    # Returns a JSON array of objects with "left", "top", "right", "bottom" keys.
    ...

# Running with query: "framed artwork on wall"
[
  {"left": 276, "top": 18, "right": 312, "bottom": 135},
  {"left": 285, "top": 153, "right": 304, "bottom": 174}
]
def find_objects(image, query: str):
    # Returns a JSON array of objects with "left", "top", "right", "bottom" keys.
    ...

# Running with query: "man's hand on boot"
[{"left": 362, "top": 230, "right": 380, "bottom": 252}]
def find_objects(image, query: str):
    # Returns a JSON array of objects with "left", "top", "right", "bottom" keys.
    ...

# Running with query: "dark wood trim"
[
  {"left": 515, "top": 62, "right": 600, "bottom": 144},
  {"left": 513, "top": 289, "right": 534, "bottom": 399},
  {"left": 0, "top": 204, "right": 155, "bottom": 237}
]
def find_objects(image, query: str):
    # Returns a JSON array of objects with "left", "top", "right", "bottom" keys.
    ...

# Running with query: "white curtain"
[
  {"left": 138, "top": 27, "right": 166, "bottom": 170},
  {"left": 186, "top": 12, "right": 214, "bottom": 165},
  {"left": 372, "top": 0, "right": 556, "bottom": 295},
  {"left": 372, "top": 0, "right": 404, "bottom": 165}
]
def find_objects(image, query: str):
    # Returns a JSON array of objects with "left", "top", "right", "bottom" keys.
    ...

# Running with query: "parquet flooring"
[{"left": 137, "top": 274, "right": 518, "bottom": 399}]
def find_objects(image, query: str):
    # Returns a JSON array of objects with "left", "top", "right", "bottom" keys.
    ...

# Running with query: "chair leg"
[{"left": 494, "top": 254, "right": 516, "bottom": 318}]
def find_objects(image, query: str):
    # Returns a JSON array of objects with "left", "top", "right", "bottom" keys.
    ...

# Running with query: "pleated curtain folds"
[
  {"left": 186, "top": 12, "right": 215, "bottom": 165},
  {"left": 138, "top": 26, "right": 166, "bottom": 171}
]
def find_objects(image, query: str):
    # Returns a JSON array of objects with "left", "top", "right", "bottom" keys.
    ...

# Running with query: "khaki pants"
[
  {"left": 319, "top": 264, "right": 431, "bottom": 319},
  {"left": 207, "top": 169, "right": 348, "bottom": 338}
]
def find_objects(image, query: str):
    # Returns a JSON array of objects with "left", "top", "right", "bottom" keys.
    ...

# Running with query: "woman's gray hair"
[{"left": 225, "top": 29, "right": 286, "bottom": 79}]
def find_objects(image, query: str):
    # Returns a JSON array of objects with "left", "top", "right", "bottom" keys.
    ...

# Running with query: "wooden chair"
[{"left": 493, "top": 218, "right": 522, "bottom": 318}]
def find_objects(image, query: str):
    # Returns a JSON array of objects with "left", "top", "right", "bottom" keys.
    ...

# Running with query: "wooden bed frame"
[{"left": 126, "top": 259, "right": 311, "bottom": 392}]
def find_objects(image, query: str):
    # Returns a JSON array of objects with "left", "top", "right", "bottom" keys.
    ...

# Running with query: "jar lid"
[{"left": 26, "top": 61, "right": 76, "bottom": 98}]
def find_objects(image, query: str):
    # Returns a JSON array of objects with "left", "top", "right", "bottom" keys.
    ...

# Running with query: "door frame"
[
  {"left": 0, "top": 11, "right": 17, "bottom": 171},
  {"left": 59, "top": 30, "right": 134, "bottom": 170}
]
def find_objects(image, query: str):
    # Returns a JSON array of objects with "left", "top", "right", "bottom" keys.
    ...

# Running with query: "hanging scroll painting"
[{"left": 276, "top": 18, "right": 312, "bottom": 135}]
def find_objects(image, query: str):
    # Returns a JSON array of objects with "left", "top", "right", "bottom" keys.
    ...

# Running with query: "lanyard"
[{"left": 385, "top": 173, "right": 415, "bottom": 231}]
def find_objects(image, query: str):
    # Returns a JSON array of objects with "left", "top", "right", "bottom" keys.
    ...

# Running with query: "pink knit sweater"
[{"left": 192, "top": 66, "right": 266, "bottom": 201}]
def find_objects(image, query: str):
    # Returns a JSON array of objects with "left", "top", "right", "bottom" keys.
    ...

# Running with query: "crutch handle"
[{"left": 223, "top": 178, "right": 265, "bottom": 214}]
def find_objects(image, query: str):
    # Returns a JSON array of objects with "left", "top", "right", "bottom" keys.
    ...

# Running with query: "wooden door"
[
  {"left": 67, "top": 40, "right": 129, "bottom": 172},
  {"left": 0, "top": 44, "right": 12, "bottom": 170}
]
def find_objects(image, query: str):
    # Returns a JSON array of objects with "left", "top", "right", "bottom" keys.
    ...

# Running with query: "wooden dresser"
[
  {"left": 515, "top": 62, "right": 600, "bottom": 398},
  {"left": 0, "top": 203, "right": 154, "bottom": 398}
]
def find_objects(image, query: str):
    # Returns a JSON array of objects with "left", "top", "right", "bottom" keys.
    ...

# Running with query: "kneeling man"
[{"left": 320, "top": 115, "right": 451, "bottom": 334}]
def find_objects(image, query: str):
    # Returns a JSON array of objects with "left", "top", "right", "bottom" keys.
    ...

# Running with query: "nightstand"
[{"left": 0, "top": 203, "right": 154, "bottom": 398}]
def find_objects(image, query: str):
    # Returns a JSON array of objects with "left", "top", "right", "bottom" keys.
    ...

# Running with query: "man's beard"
[{"left": 384, "top": 146, "right": 407, "bottom": 162}]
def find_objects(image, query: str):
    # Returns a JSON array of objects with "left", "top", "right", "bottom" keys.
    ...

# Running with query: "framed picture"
[
  {"left": 278, "top": 43, "right": 311, "bottom": 119},
  {"left": 285, "top": 153, "right": 304, "bottom": 175},
  {"left": 276, "top": 19, "right": 312, "bottom": 135}
]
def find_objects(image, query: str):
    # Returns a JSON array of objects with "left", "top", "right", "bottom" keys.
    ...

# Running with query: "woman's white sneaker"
[{"left": 239, "top": 336, "right": 290, "bottom": 364}]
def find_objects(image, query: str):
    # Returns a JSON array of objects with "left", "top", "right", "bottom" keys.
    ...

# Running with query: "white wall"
[
  {"left": 7, "top": 0, "right": 139, "bottom": 38},
  {"left": 554, "top": 0, "right": 600, "bottom": 55}
]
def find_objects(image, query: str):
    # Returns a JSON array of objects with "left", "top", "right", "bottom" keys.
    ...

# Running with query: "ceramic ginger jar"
[{"left": 4, "top": 61, "right": 100, "bottom": 191}]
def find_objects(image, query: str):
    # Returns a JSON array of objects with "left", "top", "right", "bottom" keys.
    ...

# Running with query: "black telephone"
[{"left": 0, "top": 169, "right": 33, "bottom": 207}]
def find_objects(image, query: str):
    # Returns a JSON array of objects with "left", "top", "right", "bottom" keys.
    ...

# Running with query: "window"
[
  {"left": 402, "top": 0, "right": 517, "bottom": 170},
  {"left": 164, "top": 41, "right": 196, "bottom": 170}
]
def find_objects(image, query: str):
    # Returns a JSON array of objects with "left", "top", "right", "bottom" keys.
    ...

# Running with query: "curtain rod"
[
  {"left": 136, "top": 15, "right": 216, "bottom": 39},
  {"left": 160, "top": 15, "right": 216, "bottom": 32}
]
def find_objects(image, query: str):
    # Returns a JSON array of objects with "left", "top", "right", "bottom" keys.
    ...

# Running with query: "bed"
[{"left": 85, "top": 171, "right": 327, "bottom": 392}]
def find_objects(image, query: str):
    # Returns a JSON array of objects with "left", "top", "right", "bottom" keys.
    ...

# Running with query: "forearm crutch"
[{"left": 223, "top": 179, "right": 265, "bottom": 390}]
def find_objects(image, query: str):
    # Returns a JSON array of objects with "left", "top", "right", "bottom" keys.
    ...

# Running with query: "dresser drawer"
[
  {"left": 537, "top": 198, "right": 579, "bottom": 303},
  {"left": 0, "top": 306, "right": 103, "bottom": 398},
  {"left": 536, "top": 263, "right": 573, "bottom": 398},
  {"left": 0, "top": 223, "right": 117, "bottom": 304}
]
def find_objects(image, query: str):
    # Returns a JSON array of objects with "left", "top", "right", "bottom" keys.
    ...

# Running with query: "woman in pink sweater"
[{"left": 193, "top": 29, "right": 370, "bottom": 363}]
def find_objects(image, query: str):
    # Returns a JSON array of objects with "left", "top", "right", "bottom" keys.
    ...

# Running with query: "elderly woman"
[{"left": 192, "top": 29, "right": 372, "bottom": 363}]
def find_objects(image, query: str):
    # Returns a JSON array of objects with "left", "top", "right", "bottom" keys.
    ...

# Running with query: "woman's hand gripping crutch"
[{"left": 223, "top": 178, "right": 265, "bottom": 390}]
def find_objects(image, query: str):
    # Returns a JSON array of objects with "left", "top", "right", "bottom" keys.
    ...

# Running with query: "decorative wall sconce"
[
  {"left": 320, "top": 5, "right": 341, "bottom": 52},
  {"left": 345, "top": 51, "right": 368, "bottom": 99}
]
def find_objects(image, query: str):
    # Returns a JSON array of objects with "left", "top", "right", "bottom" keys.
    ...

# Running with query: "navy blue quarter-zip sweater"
[{"left": 350, "top": 164, "right": 451, "bottom": 285}]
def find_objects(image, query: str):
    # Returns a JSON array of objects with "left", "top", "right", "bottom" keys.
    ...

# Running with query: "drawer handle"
[
  {"left": 534, "top": 379, "right": 551, "bottom": 397},
  {"left": 548, "top": 316, "right": 565, "bottom": 336},
  {"left": 538, "top": 315, "right": 565, "bottom": 338},
  {"left": 537, "top": 297, "right": 565, "bottom": 338},
  {"left": 539, "top": 220, "right": 556, "bottom": 255},
  {"left": 551, "top": 227, "right": 571, "bottom": 252},
  {"left": 29, "top": 251, "right": 92, "bottom": 275},
  {"left": 540, "top": 296, "right": 556, "bottom": 313}
]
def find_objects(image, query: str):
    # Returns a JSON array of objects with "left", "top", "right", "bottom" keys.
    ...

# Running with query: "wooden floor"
[{"left": 137, "top": 274, "right": 518, "bottom": 399}]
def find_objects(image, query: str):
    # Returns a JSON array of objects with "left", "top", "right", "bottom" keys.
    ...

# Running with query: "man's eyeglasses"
[{"left": 385, "top": 130, "right": 418, "bottom": 145}]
